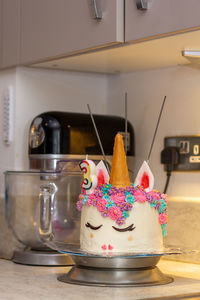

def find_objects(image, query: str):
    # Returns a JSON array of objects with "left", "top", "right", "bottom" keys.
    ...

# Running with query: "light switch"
[{"left": 193, "top": 144, "right": 199, "bottom": 155}]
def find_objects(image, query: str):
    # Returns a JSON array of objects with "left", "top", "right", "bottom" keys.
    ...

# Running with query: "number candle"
[{"left": 79, "top": 158, "right": 97, "bottom": 194}]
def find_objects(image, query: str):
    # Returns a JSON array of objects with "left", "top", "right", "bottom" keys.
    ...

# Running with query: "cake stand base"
[
  {"left": 58, "top": 265, "right": 173, "bottom": 287},
  {"left": 57, "top": 255, "right": 173, "bottom": 287}
]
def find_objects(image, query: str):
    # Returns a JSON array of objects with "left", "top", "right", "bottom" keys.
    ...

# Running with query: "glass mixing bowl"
[{"left": 4, "top": 171, "right": 82, "bottom": 249}]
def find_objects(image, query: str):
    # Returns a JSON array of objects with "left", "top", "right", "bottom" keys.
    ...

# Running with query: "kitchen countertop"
[{"left": 1, "top": 258, "right": 200, "bottom": 300}]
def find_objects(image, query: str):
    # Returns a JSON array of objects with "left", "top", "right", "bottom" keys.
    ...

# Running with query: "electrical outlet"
[{"left": 164, "top": 136, "right": 200, "bottom": 171}]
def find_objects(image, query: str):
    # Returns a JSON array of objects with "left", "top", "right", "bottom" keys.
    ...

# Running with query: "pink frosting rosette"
[
  {"left": 108, "top": 206, "right": 122, "bottom": 220},
  {"left": 134, "top": 190, "right": 146, "bottom": 203},
  {"left": 148, "top": 190, "right": 160, "bottom": 200},
  {"left": 110, "top": 193, "right": 125, "bottom": 204},
  {"left": 97, "top": 199, "right": 107, "bottom": 212},
  {"left": 87, "top": 194, "right": 96, "bottom": 206},
  {"left": 159, "top": 212, "right": 167, "bottom": 224}
]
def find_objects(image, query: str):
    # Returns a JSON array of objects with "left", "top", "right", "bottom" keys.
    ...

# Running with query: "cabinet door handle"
[
  {"left": 136, "top": 0, "right": 148, "bottom": 10},
  {"left": 91, "top": 0, "right": 102, "bottom": 19}
]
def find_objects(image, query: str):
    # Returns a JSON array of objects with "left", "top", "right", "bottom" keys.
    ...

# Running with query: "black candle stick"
[
  {"left": 87, "top": 104, "right": 110, "bottom": 174},
  {"left": 147, "top": 95, "right": 167, "bottom": 164}
]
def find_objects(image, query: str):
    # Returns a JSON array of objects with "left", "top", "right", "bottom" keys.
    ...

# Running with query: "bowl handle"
[{"left": 38, "top": 182, "right": 57, "bottom": 241}]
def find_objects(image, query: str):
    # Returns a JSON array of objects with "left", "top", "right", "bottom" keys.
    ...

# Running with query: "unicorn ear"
[
  {"left": 134, "top": 161, "right": 154, "bottom": 192},
  {"left": 96, "top": 160, "right": 110, "bottom": 185}
]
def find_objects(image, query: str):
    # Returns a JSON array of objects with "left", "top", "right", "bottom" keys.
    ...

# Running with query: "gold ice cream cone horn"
[{"left": 109, "top": 133, "right": 131, "bottom": 188}]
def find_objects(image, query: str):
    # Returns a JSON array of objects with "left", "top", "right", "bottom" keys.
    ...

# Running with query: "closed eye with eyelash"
[
  {"left": 112, "top": 224, "right": 136, "bottom": 232},
  {"left": 85, "top": 222, "right": 103, "bottom": 230}
]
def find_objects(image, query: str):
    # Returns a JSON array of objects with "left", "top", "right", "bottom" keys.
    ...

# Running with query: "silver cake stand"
[{"left": 46, "top": 242, "right": 179, "bottom": 287}]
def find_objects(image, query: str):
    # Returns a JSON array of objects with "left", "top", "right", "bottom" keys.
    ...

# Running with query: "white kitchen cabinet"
[
  {"left": 125, "top": 0, "right": 200, "bottom": 43},
  {"left": 20, "top": 0, "right": 124, "bottom": 64},
  {"left": 1, "top": 0, "right": 20, "bottom": 68}
]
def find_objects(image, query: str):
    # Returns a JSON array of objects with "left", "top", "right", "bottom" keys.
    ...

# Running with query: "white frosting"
[{"left": 80, "top": 201, "right": 163, "bottom": 254}]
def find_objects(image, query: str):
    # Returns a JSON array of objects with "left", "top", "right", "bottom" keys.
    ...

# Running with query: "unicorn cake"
[{"left": 77, "top": 133, "right": 168, "bottom": 254}]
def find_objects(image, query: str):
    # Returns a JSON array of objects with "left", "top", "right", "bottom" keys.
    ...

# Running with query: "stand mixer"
[{"left": 5, "top": 111, "right": 134, "bottom": 266}]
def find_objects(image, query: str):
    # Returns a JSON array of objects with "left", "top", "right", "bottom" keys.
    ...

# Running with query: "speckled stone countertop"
[{"left": 1, "top": 258, "right": 200, "bottom": 300}]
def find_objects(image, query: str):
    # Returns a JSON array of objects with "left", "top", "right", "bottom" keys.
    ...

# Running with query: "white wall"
[
  {"left": 107, "top": 65, "right": 200, "bottom": 198},
  {"left": 0, "top": 67, "right": 108, "bottom": 196},
  {"left": 2, "top": 65, "right": 200, "bottom": 199}
]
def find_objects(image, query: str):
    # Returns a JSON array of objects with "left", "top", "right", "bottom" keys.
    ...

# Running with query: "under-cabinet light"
[
  {"left": 182, "top": 50, "right": 200, "bottom": 58},
  {"left": 182, "top": 50, "right": 200, "bottom": 65}
]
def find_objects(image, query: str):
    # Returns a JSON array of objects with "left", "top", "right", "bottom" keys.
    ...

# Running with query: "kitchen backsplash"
[
  {"left": 107, "top": 65, "right": 200, "bottom": 198},
  {"left": 0, "top": 67, "right": 108, "bottom": 197},
  {"left": 1, "top": 65, "right": 200, "bottom": 198}
]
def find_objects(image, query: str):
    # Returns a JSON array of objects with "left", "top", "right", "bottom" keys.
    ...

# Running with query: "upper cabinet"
[
  {"left": 31, "top": 0, "right": 200, "bottom": 74},
  {"left": 1, "top": 0, "right": 20, "bottom": 69},
  {"left": 125, "top": 0, "right": 200, "bottom": 43},
  {"left": 2, "top": 0, "right": 200, "bottom": 71},
  {"left": 20, "top": 0, "right": 124, "bottom": 64}
]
